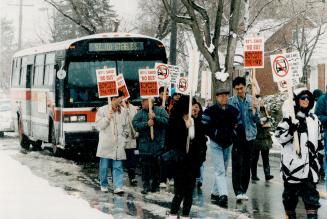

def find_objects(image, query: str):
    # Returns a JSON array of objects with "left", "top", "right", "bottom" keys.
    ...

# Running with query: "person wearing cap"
[
  {"left": 315, "top": 88, "right": 327, "bottom": 191},
  {"left": 202, "top": 87, "right": 239, "bottom": 208},
  {"left": 275, "top": 86, "right": 323, "bottom": 219},
  {"left": 228, "top": 77, "right": 260, "bottom": 201},
  {"left": 132, "top": 98, "right": 169, "bottom": 194}
]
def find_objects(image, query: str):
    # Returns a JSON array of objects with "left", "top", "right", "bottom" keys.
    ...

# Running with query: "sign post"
[
  {"left": 244, "top": 36, "right": 264, "bottom": 115},
  {"left": 139, "top": 69, "right": 159, "bottom": 140},
  {"left": 96, "top": 67, "right": 118, "bottom": 142},
  {"left": 155, "top": 63, "right": 171, "bottom": 107},
  {"left": 270, "top": 51, "right": 301, "bottom": 155}
]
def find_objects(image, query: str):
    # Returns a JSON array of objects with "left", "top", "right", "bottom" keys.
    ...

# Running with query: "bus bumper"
[{"left": 64, "top": 131, "right": 99, "bottom": 147}]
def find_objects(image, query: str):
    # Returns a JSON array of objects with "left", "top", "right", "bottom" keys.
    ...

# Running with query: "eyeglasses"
[{"left": 299, "top": 95, "right": 310, "bottom": 100}]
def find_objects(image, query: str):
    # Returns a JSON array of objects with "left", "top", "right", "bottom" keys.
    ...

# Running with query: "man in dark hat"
[{"left": 202, "top": 87, "right": 239, "bottom": 207}]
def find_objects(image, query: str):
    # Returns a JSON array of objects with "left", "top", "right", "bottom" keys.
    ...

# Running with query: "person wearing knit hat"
[{"left": 275, "top": 86, "right": 324, "bottom": 219}]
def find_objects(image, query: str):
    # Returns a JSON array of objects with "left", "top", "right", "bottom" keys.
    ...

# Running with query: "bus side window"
[
  {"left": 12, "top": 58, "right": 21, "bottom": 86},
  {"left": 35, "top": 54, "right": 45, "bottom": 87},
  {"left": 20, "top": 57, "right": 27, "bottom": 87},
  {"left": 45, "top": 53, "right": 55, "bottom": 86}
]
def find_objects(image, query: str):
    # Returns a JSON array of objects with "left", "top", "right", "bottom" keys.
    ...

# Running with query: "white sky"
[{"left": 0, "top": 0, "right": 140, "bottom": 47}]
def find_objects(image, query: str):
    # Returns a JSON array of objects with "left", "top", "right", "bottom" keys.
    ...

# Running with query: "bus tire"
[
  {"left": 49, "top": 124, "right": 61, "bottom": 157},
  {"left": 18, "top": 118, "right": 30, "bottom": 149},
  {"left": 0, "top": 132, "right": 4, "bottom": 137}
]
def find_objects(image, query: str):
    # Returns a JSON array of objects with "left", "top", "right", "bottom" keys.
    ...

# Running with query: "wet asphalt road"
[{"left": 0, "top": 132, "right": 326, "bottom": 219}]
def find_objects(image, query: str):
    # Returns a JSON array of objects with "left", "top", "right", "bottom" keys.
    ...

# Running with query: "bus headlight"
[
  {"left": 70, "top": 116, "right": 78, "bottom": 122},
  {"left": 78, "top": 115, "right": 86, "bottom": 122},
  {"left": 64, "top": 115, "right": 87, "bottom": 123}
]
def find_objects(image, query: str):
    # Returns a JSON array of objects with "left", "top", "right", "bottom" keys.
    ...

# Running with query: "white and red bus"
[{"left": 10, "top": 33, "right": 167, "bottom": 155}]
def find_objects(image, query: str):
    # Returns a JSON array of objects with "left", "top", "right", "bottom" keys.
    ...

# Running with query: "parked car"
[{"left": 0, "top": 99, "right": 14, "bottom": 137}]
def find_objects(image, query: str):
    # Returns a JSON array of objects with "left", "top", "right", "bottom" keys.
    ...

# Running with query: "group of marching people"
[{"left": 95, "top": 76, "right": 326, "bottom": 219}]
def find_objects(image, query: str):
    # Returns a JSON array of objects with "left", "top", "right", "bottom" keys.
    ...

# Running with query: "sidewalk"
[{"left": 0, "top": 151, "right": 111, "bottom": 219}]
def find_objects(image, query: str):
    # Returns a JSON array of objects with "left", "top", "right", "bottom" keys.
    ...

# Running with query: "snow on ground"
[{"left": 0, "top": 150, "right": 111, "bottom": 219}]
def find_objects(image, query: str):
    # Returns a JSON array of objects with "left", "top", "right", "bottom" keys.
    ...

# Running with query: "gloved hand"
[{"left": 284, "top": 117, "right": 299, "bottom": 135}]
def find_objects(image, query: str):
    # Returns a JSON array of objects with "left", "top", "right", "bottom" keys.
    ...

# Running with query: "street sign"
[
  {"left": 96, "top": 68, "right": 118, "bottom": 98},
  {"left": 271, "top": 55, "right": 290, "bottom": 81},
  {"left": 244, "top": 36, "right": 264, "bottom": 68},
  {"left": 176, "top": 76, "right": 190, "bottom": 95},
  {"left": 270, "top": 52, "right": 302, "bottom": 85},
  {"left": 139, "top": 69, "right": 159, "bottom": 98},
  {"left": 117, "top": 74, "right": 130, "bottom": 100},
  {"left": 277, "top": 80, "right": 289, "bottom": 92}
]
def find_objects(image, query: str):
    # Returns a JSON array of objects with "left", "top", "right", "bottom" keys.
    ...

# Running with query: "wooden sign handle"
[
  {"left": 162, "top": 85, "right": 167, "bottom": 108},
  {"left": 148, "top": 98, "right": 154, "bottom": 140},
  {"left": 108, "top": 97, "right": 117, "bottom": 143},
  {"left": 286, "top": 82, "right": 301, "bottom": 155},
  {"left": 252, "top": 68, "right": 257, "bottom": 115}
]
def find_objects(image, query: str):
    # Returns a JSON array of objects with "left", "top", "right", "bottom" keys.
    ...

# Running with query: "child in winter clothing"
[{"left": 275, "top": 87, "right": 324, "bottom": 219}]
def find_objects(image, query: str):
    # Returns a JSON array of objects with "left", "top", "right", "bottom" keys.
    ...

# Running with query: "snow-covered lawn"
[{"left": 0, "top": 150, "right": 112, "bottom": 219}]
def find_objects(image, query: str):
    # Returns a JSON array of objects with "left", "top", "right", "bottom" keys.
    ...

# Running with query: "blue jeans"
[
  {"left": 210, "top": 140, "right": 232, "bottom": 196},
  {"left": 196, "top": 165, "right": 204, "bottom": 184},
  {"left": 99, "top": 158, "right": 124, "bottom": 189}
]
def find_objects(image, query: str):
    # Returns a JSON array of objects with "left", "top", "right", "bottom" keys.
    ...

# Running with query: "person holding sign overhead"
[
  {"left": 95, "top": 90, "right": 129, "bottom": 194},
  {"left": 275, "top": 87, "right": 323, "bottom": 219},
  {"left": 132, "top": 98, "right": 169, "bottom": 194}
]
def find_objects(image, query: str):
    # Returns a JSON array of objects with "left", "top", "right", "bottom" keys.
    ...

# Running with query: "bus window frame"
[
  {"left": 12, "top": 58, "right": 21, "bottom": 87},
  {"left": 34, "top": 54, "right": 45, "bottom": 87},
  {"left": 45, "top": 53, "right": 56, "bottom": 87}
]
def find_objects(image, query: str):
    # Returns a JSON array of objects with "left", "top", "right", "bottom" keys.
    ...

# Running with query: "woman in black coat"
[{"left": 167, "top": 96, "right": 207, "bottom": 218}]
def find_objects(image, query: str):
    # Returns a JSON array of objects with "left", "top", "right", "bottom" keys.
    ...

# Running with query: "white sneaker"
[
  {"left": 241, "top": 194, "right": 249, "bottom": 200},
  {"left": 114, "top": 188, "right": 124, "bottom": 194},
  {"left": 100, "top": 186, "right": 108, "bottom": 192},
  {"left": 160, "top": 182, "right": 167, "bottom": 188},
  {"left": 236, "top": 194, "right": 243, "bottom": 201}
]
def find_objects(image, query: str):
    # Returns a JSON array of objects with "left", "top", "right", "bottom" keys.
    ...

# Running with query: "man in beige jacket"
[{"left": 96, "top": 91, "right": 129, "bottom": 193}]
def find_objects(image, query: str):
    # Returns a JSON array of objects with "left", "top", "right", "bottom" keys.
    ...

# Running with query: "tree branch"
[
  {"left": 44, "top": 0, "right": 94, "bottom": 34},
  {"left": 161, "top": 0, "right": 193, "bottom": 25},
  {"left": 246, "top": 0, "right": 274, "bottom": 33}
]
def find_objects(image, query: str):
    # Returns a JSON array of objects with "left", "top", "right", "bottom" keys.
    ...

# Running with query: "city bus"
[{"left": 10, "top": 33, "right": 167, "bottom": 155}]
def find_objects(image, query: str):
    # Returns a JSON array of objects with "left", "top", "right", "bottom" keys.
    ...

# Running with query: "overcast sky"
[{"left": 0, "top": 0, "right": 140, "bottom": 47}]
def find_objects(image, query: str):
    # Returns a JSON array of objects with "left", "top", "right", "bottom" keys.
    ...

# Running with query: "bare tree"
[
  {"left": 44, "top": 0, "right": 119, "bottom": 41},
  {"left": 0, "top": 18, "right": 16, "bottom": 89}
]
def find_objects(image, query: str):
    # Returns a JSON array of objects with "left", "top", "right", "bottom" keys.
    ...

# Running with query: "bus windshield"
[{"left": 67, "top": 59, "right": 160, "bottom": 107}]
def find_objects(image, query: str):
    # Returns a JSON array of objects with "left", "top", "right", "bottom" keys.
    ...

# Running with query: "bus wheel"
[
  {"left": 18, "top": 120, "right": 30, "bottom": 149},
  {"left": 31, "top": 140, "right": 42, "bottom": 151},
  {"left": 50, "top": 125, "right": 61, "bottom": 157},
  {"left": 0, "top": 132, "right": 4, "bottom": 137}
]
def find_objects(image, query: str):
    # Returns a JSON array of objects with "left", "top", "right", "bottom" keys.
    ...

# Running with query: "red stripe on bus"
[
  {"left": 10, "top": 90, "right": 31, "bottom": 100},
  {"left": 54, "top": 110, "right": 96, "bottom": 123}
]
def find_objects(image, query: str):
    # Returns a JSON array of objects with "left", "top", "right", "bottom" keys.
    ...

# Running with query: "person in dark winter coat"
[
  {"left": 167, "top": 96, "right": 207, "bottom": 218},
  {"left": 132, "top": 98, "right": 169, "bottom": 194},
  {"left": 251, "top": 96, "right": 274, "bottom": 181},
  {"left": 275, "top": 87, "right": 324, "bottom": 219},
  {"left": 202, "top": 88, "right": 239, "bottom": 208}
]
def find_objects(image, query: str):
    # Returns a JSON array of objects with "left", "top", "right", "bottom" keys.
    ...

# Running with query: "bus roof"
[{"left": 13, "top": 33, "right": 164, "bottom": 58}]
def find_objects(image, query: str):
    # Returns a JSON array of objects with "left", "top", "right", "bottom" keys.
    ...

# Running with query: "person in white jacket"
[
  {"left": 95, "top": 91, "right": 129, "bottom": 194},
  {"left": 275, "top": 87, "right": 324, "bottom": 219}
]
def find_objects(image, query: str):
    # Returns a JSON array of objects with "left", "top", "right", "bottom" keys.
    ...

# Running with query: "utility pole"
[
  {"left": 8, "top": 0, "right": 33, "bottom": 50},
  {"left": 169, "top": 0, "right": 177, "bottom": 65}
]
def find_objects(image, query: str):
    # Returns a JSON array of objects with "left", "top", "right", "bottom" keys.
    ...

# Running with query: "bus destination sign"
[{"left": 89, "top": 42, "right": 144, "bottom": 52}]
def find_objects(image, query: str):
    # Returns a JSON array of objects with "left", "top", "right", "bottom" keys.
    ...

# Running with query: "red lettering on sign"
[
  {"left": 98, "top": 81, "right": 118, "bottom": 97},
  {"left": 244, "top": 51, "right": 263, "bottom": 67},
  {"left": 140, "top": 82, "right": 158, "bottom": 96}
]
